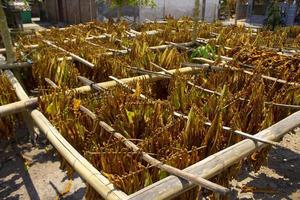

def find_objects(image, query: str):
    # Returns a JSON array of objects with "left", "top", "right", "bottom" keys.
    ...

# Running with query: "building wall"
[
  {"left": 140, "top": 0, "right": 219, "bottom": 22},
  {"left": 246, "top": 0, "right": 298, "bottom": 25},
  {"left": 45, "top": 0, "right": 58, "bottom": 23},
  {"left": 45, "top": 0, "right": 97, "bottom": 24}
]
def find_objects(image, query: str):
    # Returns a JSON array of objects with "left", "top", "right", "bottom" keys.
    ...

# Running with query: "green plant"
[{"left": 190, "top": 44, "right": 216, "bottom": 60}]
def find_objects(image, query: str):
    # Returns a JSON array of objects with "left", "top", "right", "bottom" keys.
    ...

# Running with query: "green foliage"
[{"left": 190, "top": 44, "right": 216, "bottom": 60}]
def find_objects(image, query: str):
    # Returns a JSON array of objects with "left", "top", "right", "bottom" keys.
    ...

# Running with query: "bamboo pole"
[
  {"left": 0, "top": 62, "right": 32, "bottom": 70},
  {"left": 43, "top": 40, "right": 95, "bottom": 68},
  {"left": 128, "top": 110, "right": 300, "bottom": 200},
  {"left": 0, "top": 3, "right": 16, "bottom": 63},
  {"left": 73, "top": 66, "right": 206, "bottom": 94},
  {"left": 4, "top": 70, "right": 38, "bottom": 141},
  {"left": 78, "top": 76, "right": 107, "bottom": 92},
  {"left": 0, "top": 98, "right": 37, "bottom": 117},
  {"left": 242, "top": 69, "right": 300, "bottom": 86},
  {"left": 165, "top": 41, "right": 192, "bottom": 50},
  {"left": 192, "top": 58, "right": 300, "bottom": 86},
  {"left": 193, "top": 0, "right": 200, "bottom": 43},
  {"left": 99, "top": 121, "right": 230, "bottom": 195},
  {"left": 0, "top": 67, "right": 203, "bottom": 117},
  {"left": 5, "top": 71, "right": 128, "bottom": 200},
  {"left": 149, "top": 42, "right": 194, "bottom": 51},
  {"left": 45, "top": 78, "right": 59, "bottom": 89}
]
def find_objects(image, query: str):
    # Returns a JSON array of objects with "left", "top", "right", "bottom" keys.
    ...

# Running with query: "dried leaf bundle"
[{"left": 0, "top": 74, "right": 19, "bottom": 140}]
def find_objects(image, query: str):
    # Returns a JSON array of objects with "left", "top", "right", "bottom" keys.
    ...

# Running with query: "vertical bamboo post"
[
  {"left": 0, "top": 2, "right": 16, "bottom": 63},
  {"left": 4, "top": 70, "right": 39, "bottom": 143},
  {"left": 0, "top": 3, "right": 38, "bottom": 143},
  {"left": 192, "top": 0, "right": 200, "bottom": 43},
  {"left": 202, "top": 0, "right": 206, "bottom": 21}
]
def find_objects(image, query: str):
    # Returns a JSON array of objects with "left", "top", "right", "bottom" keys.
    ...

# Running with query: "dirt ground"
[
  {"left": 0, "top": 129, "right": 299, "bottom": 200},
  {"left": 231, "top": 130, "right": 300, "bottom": 200},
  {"left": 0, "top": 129, "right": 86, "bottom": 200}
]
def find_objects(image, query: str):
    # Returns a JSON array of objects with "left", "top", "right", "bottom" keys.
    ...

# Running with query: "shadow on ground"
[
  {"left": 232, "top": 131, "right": 300, "bottom": 200},
  {"left": 0, "top": 138, "right": 86, "bottom": 200}
]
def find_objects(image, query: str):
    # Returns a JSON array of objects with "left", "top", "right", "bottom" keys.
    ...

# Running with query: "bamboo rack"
[
  {"left": 1, "top": 67, "right": 299, "bottom": 199},
  {"left": 0, "top": 62, "right": 32, "bottom": 69},
  {"left": 1, "top": 20, "right": 300, "bottom": 200}
]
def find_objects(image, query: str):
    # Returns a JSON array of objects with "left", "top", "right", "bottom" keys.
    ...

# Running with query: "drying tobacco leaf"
[{"left": 0, "top": 74, "right": 20, "bottom": 140}]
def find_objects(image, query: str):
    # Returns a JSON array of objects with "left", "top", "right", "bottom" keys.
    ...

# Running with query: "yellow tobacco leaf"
[
  {"left": 73, "top": 99, "right": 81, "bottom": 111},
  {"left": 134, "top": 81, "right": 142, "bottom": 98}
]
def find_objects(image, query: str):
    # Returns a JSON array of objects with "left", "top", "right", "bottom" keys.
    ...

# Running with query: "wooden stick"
[
  {"left": 109, "top": 76, "right": 147, "bottom": 99},
  {"left": 193, "top": 58, "right": 300, "bottom": 86},
  {"left": 43, "top": 40, "right": 95, "bottom": 68},
  {"left": 149, "top": 41, "right": 195, "bottom": 51},
  {"left": 45, "top": 78, "right": 59, "bottom": 89},
  {"left": 77, "top": 76, "right": 107, "bottom": 92},
  {"left": 99, "top": 121, "right": 230, "bottom": 195},
  {"left": 193, "top": 57, "right": 215, "bottom": 64},
  {"left": 241, "top": 68, "right": 300, "bottom": 86},
  {"left": 150, "top": 63, "right": 285, "bottom": 147},
  {"left": 0, "top": 62, "right": 32, "bottom": 70},
  {"left": 126, "top": 65, "right": 171, "bottom": 77},
  {"left": 165, "top": 41, "right": 192, "bottom": 50}
]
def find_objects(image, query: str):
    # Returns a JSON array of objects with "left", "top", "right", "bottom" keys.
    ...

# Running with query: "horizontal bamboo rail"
[
  {"left": 73, "top": 66, "right": 206, "bottom": 94},
  {"left": 0, "top": 45, "right": 38, "bottom": 54},
  {"left": 149, "top": 41, "right": 194, "bottom": 51},
  {"left": 0, "top": 62, "right": 32, "bottom": 69},
  {"left": 78, "top": 76, "right": 107, "bottom": 92},
  {"left": 128, "top": 110, "right": 300, "bottom": 200},
  {"left": 0, "top": 98, "right": 37, "bottom": 117},
  {"left": 0, "top": 66, "right": 203, "bottom": 117},
  {"left": 4, "top": 70, "right": 128, "bottom": 200}
]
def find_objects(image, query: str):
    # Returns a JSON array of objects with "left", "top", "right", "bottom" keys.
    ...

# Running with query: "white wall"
[{"left": 140, "top": 0, "right": 219, "bottom": 22}]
